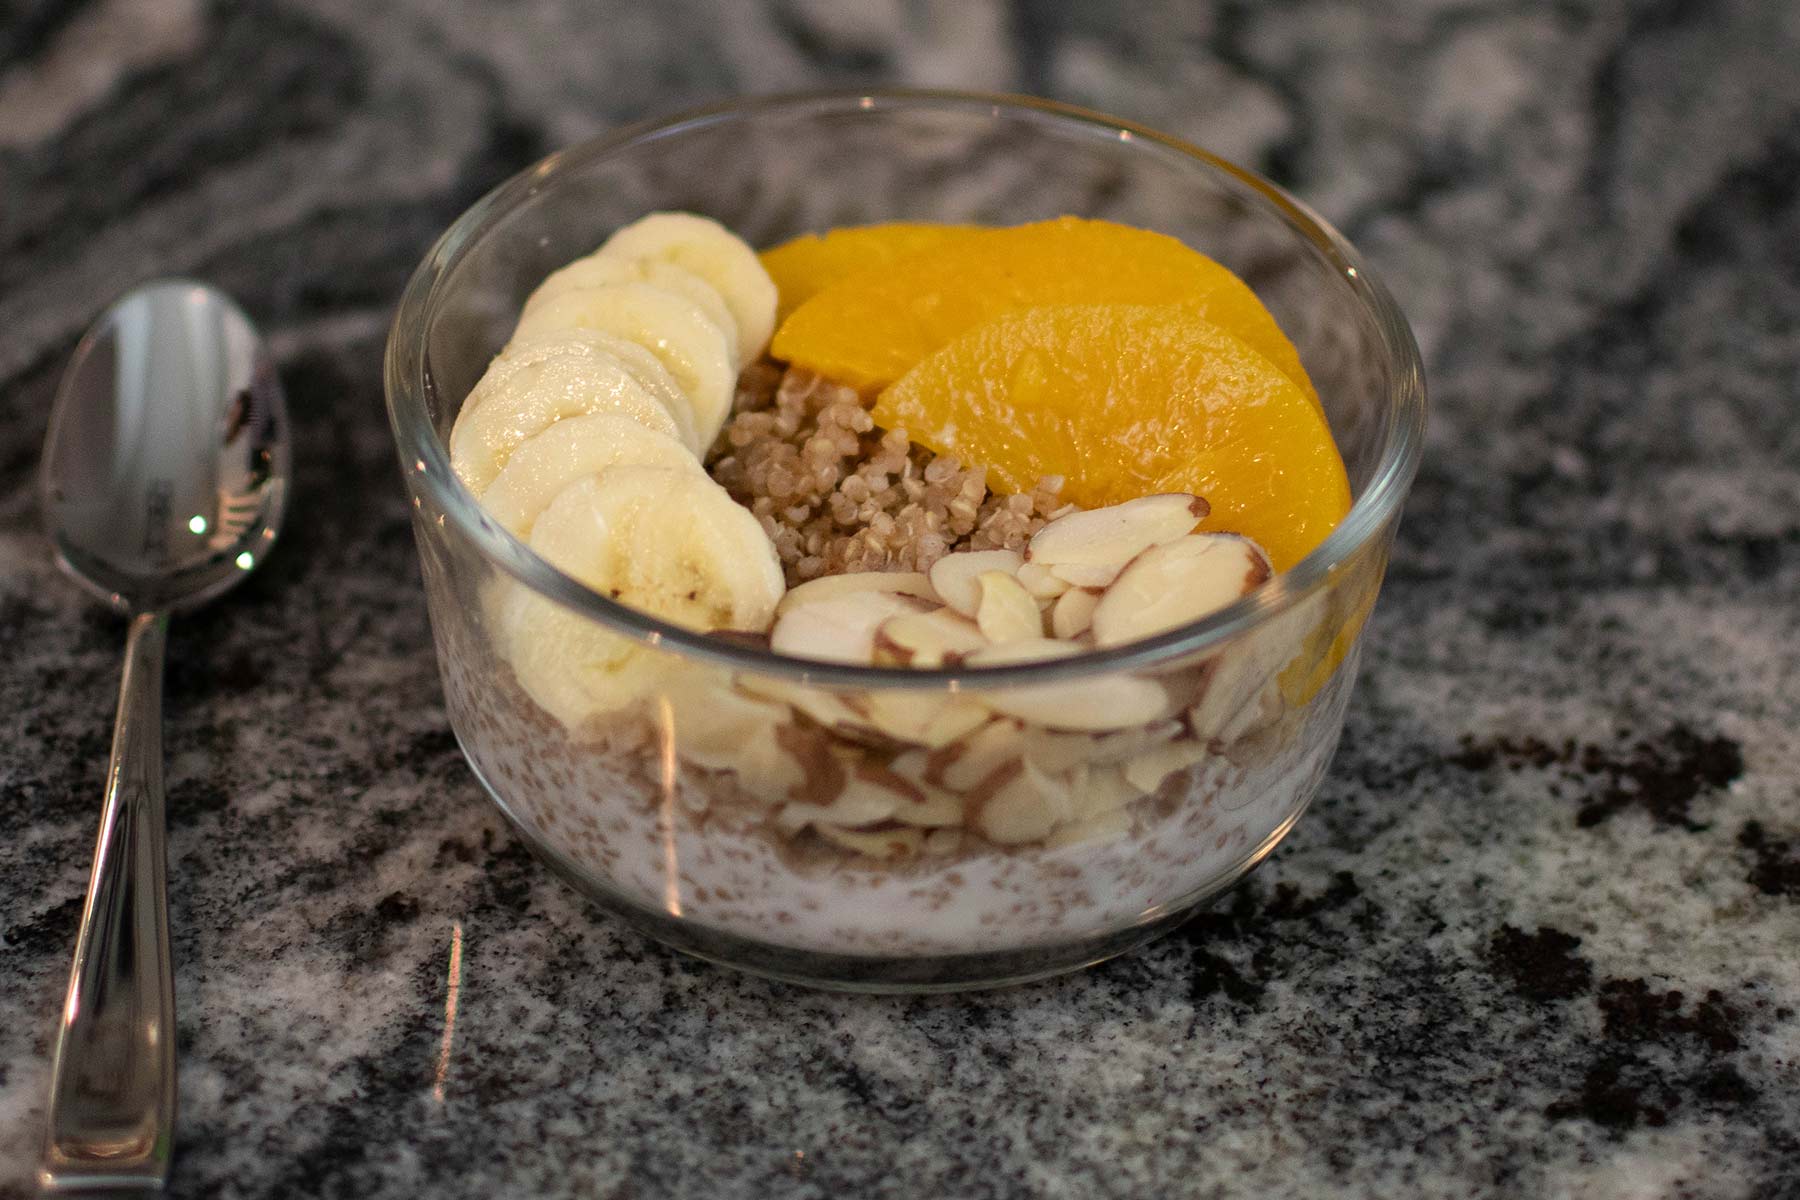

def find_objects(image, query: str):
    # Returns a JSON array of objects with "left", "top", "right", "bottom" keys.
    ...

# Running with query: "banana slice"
[
  {"left": 449, "top": 341, "right": 696, "bottom": 493},
  {"left": 479, "top": 413, "right": 698, "bottom": 539},
  {"left": 597, "top": 212, "right": 777, "bottom": 364},
  {"left": 511, "top": 281, "right": 735, "bottom": 446},
  {"left": 503, "top": 328, "right": 692, "bottom": 438},
  {"left": 530, "top": 464, "right": 784, "bottom": 634},
  {"left": 522, "top": 257, "right": 741, "bottom": 363},
  {"left": 492, "top": 581, "right": 670, "bottom": 727}
]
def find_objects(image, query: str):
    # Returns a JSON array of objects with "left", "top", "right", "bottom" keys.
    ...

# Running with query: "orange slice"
[
  {"left": 760, "top": 222, "right": 981, "bottom": 322},
  {"left": 772, "top": 216, "right": 1317, "bottom": 407},
  {"left": 873, "top": 304, "right": 1349, "bottom": 571}
]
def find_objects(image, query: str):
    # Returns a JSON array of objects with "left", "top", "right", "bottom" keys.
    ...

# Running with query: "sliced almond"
[
  {"left": 929, "top": 549, "right": 1024, "bottom": 617},
  {"left": 775, "top": 723, "right": 848, "bottom": 805},
  {"left": 1188, "top": 648, "right": 1266, "bottom": 742},
  {"left": 737, "top": 676, "right": 863, "bottom": 733},
  {"left": 892, "top": 793, "right": 965, "bottom": 828},
  {"left": 1046, "top": 809, "right": 1132, "bottom": 849},
  {"left": 1027, "top": 493, "right": 1206, "bottom": 567},
  {"left": 1090, "top": 720, "right": 1185, "bottom": 763},
  {"left": 668, "top": 680, "right": 809, "bottom": 798},
  {"left": 1016, "top": 562, "right": 1071, "bottom": 600},
  {"left": 972, "top": 765, "right": 1062, "bottom": 845},
  {"left": 982, "top": 677, "right": 1169, "bottom": 732},
  {"left": 918, "top": 699, "right": 993, "bottom": 748},
  {"left": 873, "top": 608, "right": 989, "bottom": 667},
  {"left": 936, "top": 718, "right": 1024, "bottom": 791},
  {"left": 1121, "top": 738, "right": 1211, "bottom": 795},
  {"left": 1215, "top": 678, "right": 1284, "bottom": 744},
  {"left": 841, "top": 761, "right": 964, "bottom": 827},
  {"left": 976, "top": 571, "right": 1045, "bottom": 643},
  {"left": 668, "top": 680, "right": 788, "bottom": 770},
  {"left": 967, "top": 640, "right": 1168, "bottom": 732},
  {"left": 1072, "top": 763, "right": 1142, "bottom": 818},
  {"left": 776, "top": 570, "right": 936, "bottom": 616},
  {"left": 1049, "top": 561, "right": 1124, "bottom": 589},
  {"left": 852, "top": 691, "right": 943, "bottom": 743},
  {"left": 815, "top": 824, "right": 923, "bottom": 861},
  {"left": 1020, "top": 729, "right": 1099, "bottom": 775},
  {"left": 856, "top": 691, "right": 990, "bottom": 748},
  {"left": 1184, "top": 588, "right": 1321, "bottom": 740},
  {"left": 771, "top": 591, "right": 933, "bottom": 664},
  {"left": 1050, "top": 586, "right": 1101, "bottom": 640},
  {"left": 734, "top": 740, "right": 808, "bottom": 803},
  {"left": 1025, "top": 759, "right": 1077, "bottom": 824},
  {"left": 889, "top": 783, "right": 965, "bottom": 827},
  {"left": 964, "top": 637, "right": 1081, "bottom": 667},
  {"left": 1090, "top": 534, "right": 1273, "bottom": 648},
  {"left": 774, "top": 774, "right": 898, "bottom": 833},
  {"left": 1020, "top": 719, "right": 1184, "bottom": 774},
  {"left": 888, "top": 748, "right": 933, "bottom": 786}
]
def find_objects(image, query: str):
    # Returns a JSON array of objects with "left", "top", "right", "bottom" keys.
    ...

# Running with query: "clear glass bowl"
[{"left": 383, "top": 90, "right": 1426, "bottom": 991}]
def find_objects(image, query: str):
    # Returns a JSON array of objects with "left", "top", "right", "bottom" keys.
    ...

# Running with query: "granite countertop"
[{"left": 2, "top": 2, "right": 1797, "bottom": 1196}]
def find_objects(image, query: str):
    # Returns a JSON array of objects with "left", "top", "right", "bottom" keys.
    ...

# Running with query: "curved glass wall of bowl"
[{"left": 388, "top": 90, "right": 1425, "bottom": 991}]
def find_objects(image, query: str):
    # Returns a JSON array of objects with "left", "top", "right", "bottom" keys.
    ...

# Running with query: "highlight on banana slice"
[{"left": 446, "top": 210, "right": 1359, "bottom": 865}]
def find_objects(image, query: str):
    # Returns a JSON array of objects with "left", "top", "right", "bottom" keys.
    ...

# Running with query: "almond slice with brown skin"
[
  {"left": 1121, "top": 738, "right": 1211, "bottom": 795},
  {"left": 929, "top": 549, "right": 1024, "bottom": 617},
  {"left": 976, "top": 571, "right": 1044, "bottom": 643},
  {"left": 1027, "top": 493, "right": 1207, "bottom": 567},
  {"left": 1090, "top": 534, "right": 1273, "bottom": 648},
  {"left": 774, "top": 774, "right": 898, "bottom": 833},
  {"left": 856, "top": 691, "right": 990, "bottom": 748},
  {"left": 847, "top": 762, "right": 965, "bottom": 827},
  {"left": 666, "top": 679, "right": 809, "bottom": 797},
  {"left": 770, "top": 590, "right": 934, "bottom": 663},
  {"left": 873, "top": 608, "right": 989, "bottom": 667},
  {"left": 935, "top": 718, "right": 1024, "bottom": 791},
  {"left": 776, "top": 570, "right": 936, "bottom": 616}
]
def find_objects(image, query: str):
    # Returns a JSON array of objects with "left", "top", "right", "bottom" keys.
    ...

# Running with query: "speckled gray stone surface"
[{"left": 2, "top": 2, "right": 1798, "bottom": 1197}]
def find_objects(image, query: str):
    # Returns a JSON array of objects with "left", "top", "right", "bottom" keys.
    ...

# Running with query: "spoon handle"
[{"left": 41, "top": 611, "right": 177, "bottom": 1193}]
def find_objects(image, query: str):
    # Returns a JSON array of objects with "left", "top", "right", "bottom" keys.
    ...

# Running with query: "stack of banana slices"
[{"left": 447, "top": 212, "right": 786, "bottom": 728}]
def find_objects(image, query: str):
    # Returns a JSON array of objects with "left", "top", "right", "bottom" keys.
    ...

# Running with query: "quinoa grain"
[{"left": 710, "top": 362, "right": 1070, "bottom": 587}]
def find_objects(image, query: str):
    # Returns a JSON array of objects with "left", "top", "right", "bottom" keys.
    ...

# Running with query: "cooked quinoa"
[{"left": 708, "top": 361, "right": 1074, "bottom": 586}]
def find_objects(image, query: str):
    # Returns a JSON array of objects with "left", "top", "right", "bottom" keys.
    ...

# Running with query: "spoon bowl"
[
  {"left": 37, "top": 279, "right": 288, "bottom": 1193},
  {"left": 41, "top": 279, "right": 288, "bottom": 614}
]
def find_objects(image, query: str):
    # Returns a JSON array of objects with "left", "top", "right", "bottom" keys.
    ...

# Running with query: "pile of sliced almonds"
[
  {"left": 770, "top": 492, "right": 1270, "bottom": 675},
  {"left": 663, "top": 493, "right": 1287, "bottom": 855}
]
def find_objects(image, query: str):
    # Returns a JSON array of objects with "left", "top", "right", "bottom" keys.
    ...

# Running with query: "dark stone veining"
[{"left": 2, "top": 1, "right": 1798, "bottom": 1197}]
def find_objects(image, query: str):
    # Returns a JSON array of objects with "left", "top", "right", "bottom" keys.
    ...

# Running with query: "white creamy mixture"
[{"left": 441, "top": 640, "right": 1351, "bottom": 955}]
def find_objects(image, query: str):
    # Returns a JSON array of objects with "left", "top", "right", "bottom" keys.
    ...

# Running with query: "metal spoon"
[{"left": 37, "top": 280, "right": 289, "bottom": 1192}]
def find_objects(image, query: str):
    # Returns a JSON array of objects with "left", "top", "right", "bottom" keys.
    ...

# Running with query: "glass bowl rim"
[{"left": 384, "top": 87, "right": 1427, "bottom": 690}]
